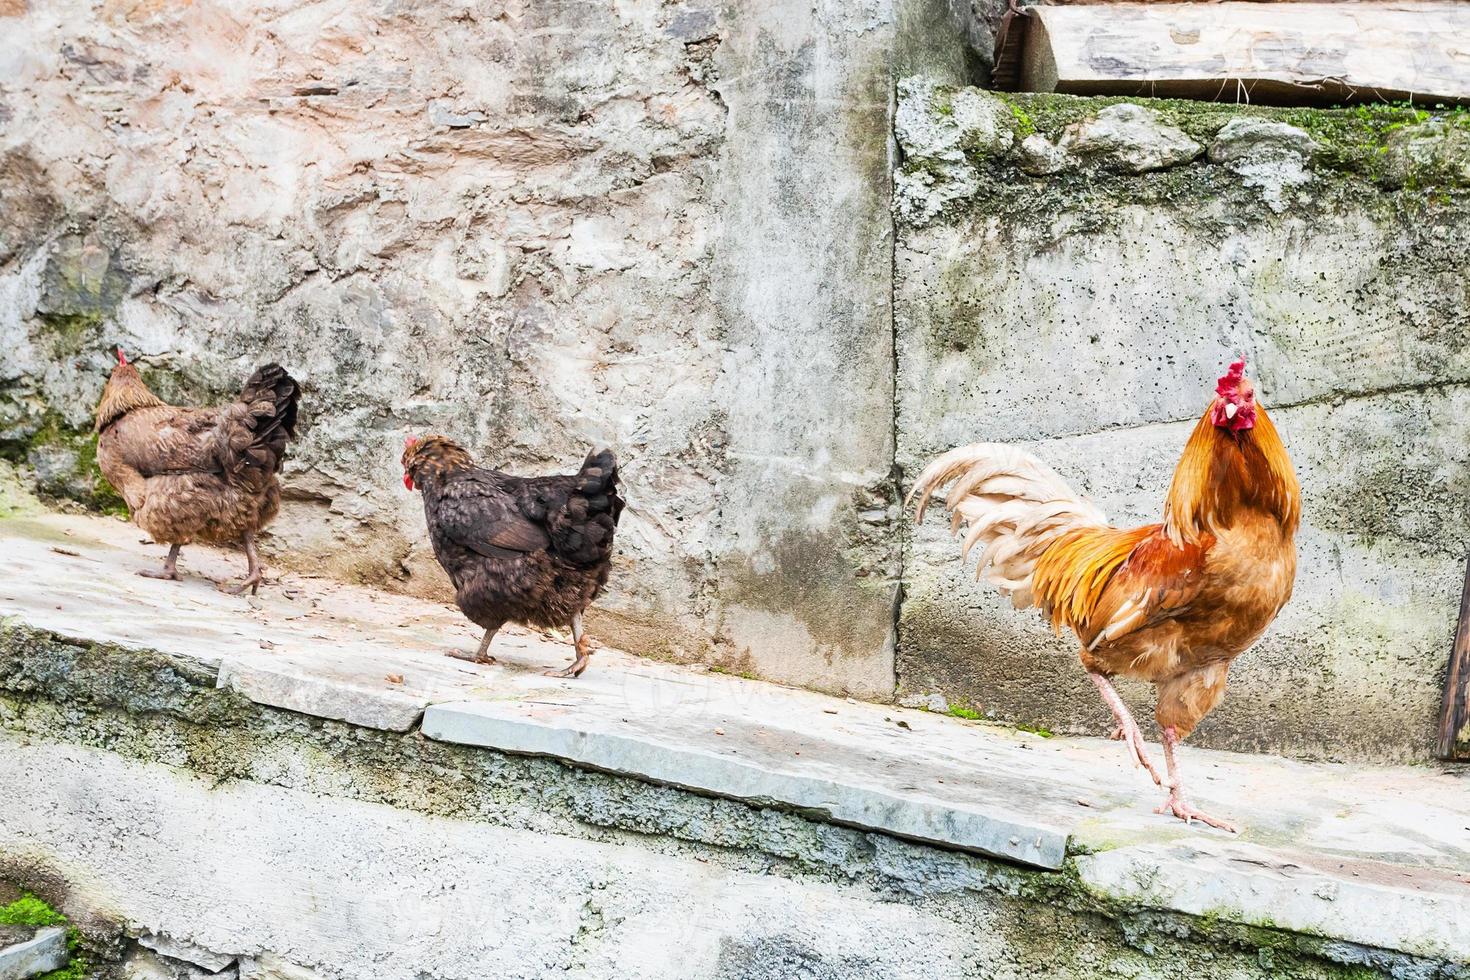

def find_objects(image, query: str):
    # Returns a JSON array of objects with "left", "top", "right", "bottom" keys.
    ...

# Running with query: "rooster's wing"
[{"left": 1075, "top": 530, "right": 1213, "bottom": 651}]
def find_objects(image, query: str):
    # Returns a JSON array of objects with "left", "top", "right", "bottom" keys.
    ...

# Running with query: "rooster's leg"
[
  {"left": 138, "top": 544, "right": 182, "bottom": 581},
  {"left": 1088, "top": 672, "right": 1163, "bottom": 786},
  {"left": 544, "top": 612, "right": 593, "bottom": 678},
  {"left": 447, "top": 626, "right": 499, "bottom": 666},
  {"left": 1154, "top": 726, "right": 1237, "bottom": 833},
  {"left": 221, "top": 532, "right": 264, "bottom": 596}
]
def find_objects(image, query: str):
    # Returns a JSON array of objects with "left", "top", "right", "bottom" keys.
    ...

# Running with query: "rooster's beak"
[{"left": 1224, "top": 403, "right": 1238, "bottom": 420}]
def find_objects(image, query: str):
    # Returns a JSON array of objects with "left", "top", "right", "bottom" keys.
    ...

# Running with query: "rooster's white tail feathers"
[{"left": 908, "top": 444, "right": 1107, "bottom": 608}]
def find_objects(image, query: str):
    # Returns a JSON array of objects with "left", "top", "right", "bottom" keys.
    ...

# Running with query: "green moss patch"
[{"left": 0, "top": 413, "right": 127, "bottom": 516}]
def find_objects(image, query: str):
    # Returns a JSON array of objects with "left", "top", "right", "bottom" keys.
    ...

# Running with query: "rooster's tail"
[{"left": 908, "top": 444, "right": 1108, "bottom": 609}]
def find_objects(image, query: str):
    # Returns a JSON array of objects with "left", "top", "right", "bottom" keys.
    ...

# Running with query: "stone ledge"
[
  {"left": 0, "top": 926, "right": 67, "bottom": 980},
  {"left": 1, "top": 512, "right": 1467, "bottom": 966}
]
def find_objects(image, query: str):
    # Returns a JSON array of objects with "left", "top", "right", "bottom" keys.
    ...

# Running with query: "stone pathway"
[{"left": 1, "top": 512, "right": 1467, "bottom": 964}]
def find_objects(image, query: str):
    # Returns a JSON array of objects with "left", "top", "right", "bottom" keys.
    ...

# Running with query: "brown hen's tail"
[
  {"left": 908, "top": 443, "right": 1108, "bottom": 609},
  {"left": 548, "top": 449, "right": 623, "bottom": 567},
  {"left": 216, "top": 364, "right": 301, "bottom": 493}
]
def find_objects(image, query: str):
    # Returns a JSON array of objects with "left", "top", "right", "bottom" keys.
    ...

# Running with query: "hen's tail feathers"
[
  {"left": 908, "top": 444, "right": 1107, "bottom": 609},
  {"left": 218, "top": 364, "right": 301, "bottom": 492},
  {"left": 548, "top": 449, "right": 623, "bottom": 566}
]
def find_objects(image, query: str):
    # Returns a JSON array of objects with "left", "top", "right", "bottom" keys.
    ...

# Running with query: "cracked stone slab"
[
  {"left": 422, "top": 698, "right": 1069, "bottom": 869},
  {"left": 138, "top": 933, "right": 236, "bottom": 973},
  {"left": 0, "top": 926, "right": 67, "bottom": 980}
]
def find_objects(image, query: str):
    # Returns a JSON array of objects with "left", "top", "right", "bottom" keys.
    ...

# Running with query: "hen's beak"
[{"left": 1224, "top": 402, "right": 1238, "bottom": 420}]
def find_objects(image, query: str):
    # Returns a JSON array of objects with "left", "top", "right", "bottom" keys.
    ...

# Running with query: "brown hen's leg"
[
  {"left": 139, "top": 544, "right": 182, "bottom": 581},
  {"left": 448, "top": 626, "right": 499, "bottom": 665},
  {"left": 544, "top": 612, "right": 593, "bottom": 678},
  {"left": 1154, "top": 726, "right": 1237, "bottom": 833},
  {"left": 1088, "top": 672, "right": 1163, "bottom": 786},
  {"left": 221, "top": 532, "right": 264, "bottom": 596}
]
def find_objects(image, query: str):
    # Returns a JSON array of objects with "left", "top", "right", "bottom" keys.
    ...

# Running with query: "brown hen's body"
[
  {"left": 403, "top": 435, "right": 623, "bottom": 678},
  {"left": 94, "top": 354, "right": 300, "bottom": 593},
  {"left": 911, "top": 360, "right": 1299, "bottom": 831}
]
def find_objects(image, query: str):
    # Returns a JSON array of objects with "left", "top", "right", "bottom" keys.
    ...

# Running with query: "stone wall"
[
  {"left": 894, "top": 80, "right": 1470, "bottom": 763},
  {"left": 0, "top": 0, "right": 977, "bottom": 699}
]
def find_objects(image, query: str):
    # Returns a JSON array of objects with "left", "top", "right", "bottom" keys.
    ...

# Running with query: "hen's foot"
[
  {"left": 544, "top": 633, "right": 594, "bottom": 679},
  {"left": 137, "top": 568, "right": 180, "bottom": 581},
  {"left": 219, "top": 572, "right": 263, "bottom": 596},
  {"left": 1154, "top": 792, "right": 1237, "bottom": 833},
  {"left": 446, "top": 649, "right": 497, "bottom": 666}
]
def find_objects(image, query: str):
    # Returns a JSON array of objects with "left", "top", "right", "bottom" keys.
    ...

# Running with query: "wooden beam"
[
  {"left": 1007, "top": 2, "right": 1470, "bottom": 106},
  {"left": 1436, "top": 557, "right": 1470, "bottom": 761}
]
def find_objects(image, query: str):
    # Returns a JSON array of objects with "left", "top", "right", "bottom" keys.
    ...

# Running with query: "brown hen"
[{"left": 94, "top": 349, "right": 300, "bottom": 594}]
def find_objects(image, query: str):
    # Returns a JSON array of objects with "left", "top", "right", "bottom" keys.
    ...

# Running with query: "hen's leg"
[
  {"left": 544, "top": 612, "right": 593, "bottom": 678},
  {"left": 448, "top": 626, "right": 499, "bottom": 665},
  {"left": 1089, "top": 672, "right": 1163, "bottom": 786},
  {"left": 138, "top": 544, "right": 182, "bottom": 581},
  {"left": 221, "top": 532, "right": 264, "bottom": 596},
  {"left": 1154, "top": 726, "right": 1237, "bottom": 832}
]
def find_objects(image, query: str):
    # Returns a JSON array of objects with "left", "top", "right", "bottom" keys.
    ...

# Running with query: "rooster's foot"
[
  {"left": 446, "top": 649, "right": 497, "bottom": 666},
  {"left": 137, "top": 568, "right": 180, "bottom": 581},
  {"left": 1154, "top": 793, "right": 1237, "bottom": 833},
  {"left": 1119, "top": 726, "right": 1164, "bottom": 786},
  {"left": 1088, "top": 673, "right": 1164, "bottom": 786}
]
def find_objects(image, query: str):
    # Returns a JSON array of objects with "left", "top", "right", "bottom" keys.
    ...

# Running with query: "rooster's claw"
[{"left": 1155, "top": 793, "right": 1237, "bottom": 833}]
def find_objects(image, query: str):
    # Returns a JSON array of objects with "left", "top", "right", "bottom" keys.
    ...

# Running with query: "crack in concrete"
[{"left": 1022, "top": 376, "right": 1470, "bottom": 447}]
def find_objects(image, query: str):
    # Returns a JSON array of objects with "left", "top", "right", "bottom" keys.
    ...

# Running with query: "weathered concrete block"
[{"left": 0, "top": 926, "right": 67, "bottom": 980}]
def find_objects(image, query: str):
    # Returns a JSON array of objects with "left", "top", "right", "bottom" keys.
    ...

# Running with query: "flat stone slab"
[
  {"left": 0, "top": 926, "right": 67, "bottom": 980},
  {"left": 2, "top": 513, "right": 1468, "bottom": 962}
]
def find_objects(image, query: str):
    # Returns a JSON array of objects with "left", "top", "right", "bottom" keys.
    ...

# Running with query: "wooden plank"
[
  {"left": 1436, "top": 557, "right": 1470, "bottom": 761},
  {"left": 1013, "top": 2, "right": 1470, "bottom": 106}
]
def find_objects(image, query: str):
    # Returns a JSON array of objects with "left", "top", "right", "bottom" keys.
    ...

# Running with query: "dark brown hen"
[
  {"left": 94, "top": 350, "right": 301, "bottom": 593},
  {"left": 403, "top": 435, "right": 623, "bottom": 677}
]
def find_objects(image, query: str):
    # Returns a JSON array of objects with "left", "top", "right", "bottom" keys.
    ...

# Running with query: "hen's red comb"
[
  {"left": 404, "top": 435, "right": 418, "bottom": 449},
  {"left": 116, "top": 347, "right": 128, "bottom": 366},
  {"left": 1216, "top": 356, "right": 1246, "bottom": 396}
]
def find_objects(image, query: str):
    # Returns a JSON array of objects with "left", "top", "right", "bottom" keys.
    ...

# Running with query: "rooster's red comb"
[
  {"left": 1216, "top": 357, "right": 1246, "bottom": 396},
  {"left": 116, "top": 347, "right": 127, "bottom": 366}
]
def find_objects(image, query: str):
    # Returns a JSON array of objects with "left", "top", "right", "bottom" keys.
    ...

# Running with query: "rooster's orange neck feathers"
[
  {"left": 1163, "top": 401, "right": 1300, "bottom": 547},
  {"left": 95, "top": 365, "right": 166, "bottom": 431}
]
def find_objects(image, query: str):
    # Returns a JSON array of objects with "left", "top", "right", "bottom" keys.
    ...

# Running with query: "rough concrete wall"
[
  {"left": 0, "top": 0, "right": 956, "bottom": 698},
  {"left": 893, "top": 80, "right": 1470, "bottom": 763},
  {"left": 0, "top": 625, "right": 1434, "bottom": 980}
]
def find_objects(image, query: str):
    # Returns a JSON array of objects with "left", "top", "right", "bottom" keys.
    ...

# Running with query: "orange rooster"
[{"left": 910, "top": 358, "right": 1300, "bottom": 831}]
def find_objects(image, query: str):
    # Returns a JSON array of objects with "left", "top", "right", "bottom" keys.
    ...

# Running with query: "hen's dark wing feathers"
[
  {"left": 434, "top": 473, "right": 552, "bottom": 560},
  {"left": 504, "top": 449, "right": 622, "bottom": 567},
  {"left": 214, "top": 364, "right": 301, "bottom": 493}
]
